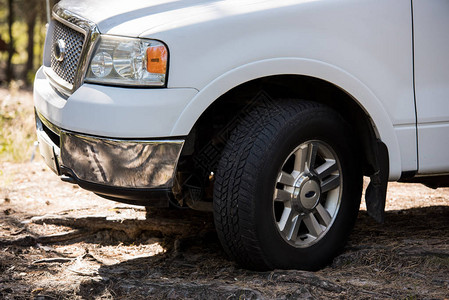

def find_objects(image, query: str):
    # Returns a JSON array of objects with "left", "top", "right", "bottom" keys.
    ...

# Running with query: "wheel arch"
[{"left": 172, "top": 58, "right": 401, "bottom": 180}]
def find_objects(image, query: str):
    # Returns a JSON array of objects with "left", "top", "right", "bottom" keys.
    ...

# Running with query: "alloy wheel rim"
[{"left": 273, "top": 140, "right": 342, "bottom": 248}]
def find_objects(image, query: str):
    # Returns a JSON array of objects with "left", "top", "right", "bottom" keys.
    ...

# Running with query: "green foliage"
[
  {"left": 0, "top": 84, "right": 37, "bottom": 162},
  {"left": 0, "top": 0, "right": 47, "bottom": 83}
]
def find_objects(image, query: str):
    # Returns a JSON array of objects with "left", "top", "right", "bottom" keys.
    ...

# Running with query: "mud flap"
[{"left": 365, "top": 141, "right": 389, "bottom": 223}]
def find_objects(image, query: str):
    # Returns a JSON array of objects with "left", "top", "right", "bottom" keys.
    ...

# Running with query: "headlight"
[{"left": 85, "top": 35, "right": 168, "bottom": 86}]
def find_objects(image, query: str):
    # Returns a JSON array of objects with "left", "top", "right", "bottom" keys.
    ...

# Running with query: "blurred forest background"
[
  {"left": 0, "top": 0, "right": 59, "bottom": 86},
  {"left": 0, "top": 0, "right": 60, "bottom": 163}
]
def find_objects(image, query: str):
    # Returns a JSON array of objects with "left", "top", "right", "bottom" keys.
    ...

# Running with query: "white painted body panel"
[
  {"left": 34, "top": 67, "right": 198, "bottom": 138},
  {"left": 35, "top": 0, "right": 449, "bottom": 179},
  {"left": 413, "top": 0, "right": 449, "bottom": 174},
  {"left": 145, "top": 0, "right": 416, "bottom": 179},
  {"left": 418, "top": 124, "right": 449, "bottom": 174},
  {"left": 169, "top": 57, "right": 409, "bottom": 179}
]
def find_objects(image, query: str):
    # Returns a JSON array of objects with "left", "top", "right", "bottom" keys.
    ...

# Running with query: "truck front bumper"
[{"left": 36, "top": 112, "right": 184, "bottom": 205}]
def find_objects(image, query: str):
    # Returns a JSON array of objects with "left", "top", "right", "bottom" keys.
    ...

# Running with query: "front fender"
[{"left": 170, "top": 58, "right": 403, "bottom": 179}]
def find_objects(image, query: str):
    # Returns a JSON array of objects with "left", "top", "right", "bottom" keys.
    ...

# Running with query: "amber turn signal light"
[{"left": 146, "top": 45, "right": 167, "bottom": 74}]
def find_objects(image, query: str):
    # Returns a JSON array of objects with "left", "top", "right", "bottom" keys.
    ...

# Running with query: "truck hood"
[{"left": 58, "top": 0, "right": 309, "bottom": 37}]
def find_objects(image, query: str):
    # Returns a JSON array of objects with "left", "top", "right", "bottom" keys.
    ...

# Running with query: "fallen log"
[{"left": 25, "top": 212, "right": 214, "bottom": 238}]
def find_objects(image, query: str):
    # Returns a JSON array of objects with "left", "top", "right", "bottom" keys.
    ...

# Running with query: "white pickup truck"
[{"left": 34, "top": 0, "right": 449, "bottom": 270}]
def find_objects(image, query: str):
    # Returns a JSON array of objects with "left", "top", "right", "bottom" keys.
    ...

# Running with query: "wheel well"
[{"left": 175, "top": 75, "right": 380, "bottom": 203}]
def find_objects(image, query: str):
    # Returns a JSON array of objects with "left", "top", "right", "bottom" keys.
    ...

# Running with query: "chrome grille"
[{"left": 50, "top": 21, "right": 85, "bottom": 86}]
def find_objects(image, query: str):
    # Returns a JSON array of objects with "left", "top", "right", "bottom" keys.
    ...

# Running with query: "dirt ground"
[
  {"left": 0, "top": 160, "right": 448, "bottom": 299},
  {"left": 0, "top": 86, "right": 448, "bottom": 299}
]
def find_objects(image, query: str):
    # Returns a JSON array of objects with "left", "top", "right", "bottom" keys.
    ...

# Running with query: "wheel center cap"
[{"left": 292, "top": 176, "right": 321, "bottom": 211}]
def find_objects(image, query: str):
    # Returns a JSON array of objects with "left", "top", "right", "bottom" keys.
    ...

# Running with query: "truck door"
[{"left": 413, "top": 0, "right": 449, "bottom": 174}]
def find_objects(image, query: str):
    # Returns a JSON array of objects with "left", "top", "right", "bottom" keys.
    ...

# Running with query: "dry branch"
[
  {"left": 36, "top": 230, "right": 90, "bottom": 244},
  {"left": 32, "top": 257, "right": 73, "bottom": 264},
  {"left": 268, "top": 270, "right": 344, "bottom": 293},
  {"left": 68, "top": 268, "right": 99, "bottom": 277},
  {"left": 0, "top": 230, "right": 90, "bottom": 247}
]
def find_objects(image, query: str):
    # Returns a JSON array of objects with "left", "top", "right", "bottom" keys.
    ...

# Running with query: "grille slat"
[{"left": 50, "top": 21, "right": 85, "bottom": 86}]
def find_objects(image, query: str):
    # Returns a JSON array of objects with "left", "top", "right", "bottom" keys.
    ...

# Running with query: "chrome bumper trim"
[
  {"left": 35, "top": 113, "right": 184, "bottom": 189},
  {"left": 36, "top": 110, "right": 61, "bottom": 136},
  {"left": 60, "top": 132, "right": 184, "bottom": 189}
]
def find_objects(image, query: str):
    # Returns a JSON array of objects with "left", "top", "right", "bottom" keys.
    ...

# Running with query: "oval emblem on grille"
[{"left": 53, "top": 39, "right": 66, "bottom": 62}]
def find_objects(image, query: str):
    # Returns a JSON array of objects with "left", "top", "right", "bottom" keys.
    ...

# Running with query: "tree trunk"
[
  {"left": 6, "top": 0, "right": 15, "bottom": 82},
  {"left": 25, "top": 9, "right": 37, "bottom": 84}
]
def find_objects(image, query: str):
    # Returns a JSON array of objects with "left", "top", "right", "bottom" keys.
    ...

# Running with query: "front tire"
[{"left": 213, "top": 99, "right": 362, "bottom": 270}]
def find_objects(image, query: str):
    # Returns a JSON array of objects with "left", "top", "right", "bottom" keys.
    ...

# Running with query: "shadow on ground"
[
  {"left": 70, "top": 206, "right": 449, "bottom": 299},
  {"left": 0, "top": 185, "right": 448, "bottom": 299}
]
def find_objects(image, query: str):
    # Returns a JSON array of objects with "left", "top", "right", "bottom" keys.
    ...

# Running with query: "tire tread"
[{"left": 213, "top": 99, "right": 359, "bottom": 270}]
